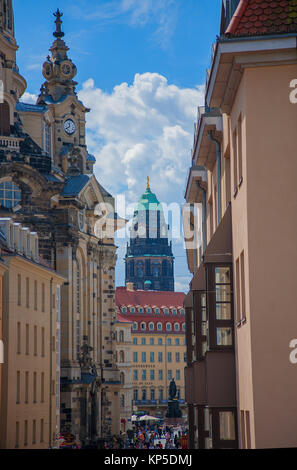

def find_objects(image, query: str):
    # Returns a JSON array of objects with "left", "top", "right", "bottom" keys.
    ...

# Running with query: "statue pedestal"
[{"left": 166, "top": 399, "right": 182, "bottom": 419}]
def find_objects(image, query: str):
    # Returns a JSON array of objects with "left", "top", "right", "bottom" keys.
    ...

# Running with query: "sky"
[{"left": 14, "top": 0, "right": 222, "bottom": 292}]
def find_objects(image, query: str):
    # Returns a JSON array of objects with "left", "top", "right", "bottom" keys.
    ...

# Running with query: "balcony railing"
[{"left": 0, "top": 136, "right": 21, "bottom": 151}]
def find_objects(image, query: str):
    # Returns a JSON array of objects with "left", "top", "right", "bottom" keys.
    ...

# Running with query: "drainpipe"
[
  {"left": 208, "top": 131, "right": 222, "bottom": 225},
  {"left": 196, "top": 181, "right": 207, "bottom": 254}
]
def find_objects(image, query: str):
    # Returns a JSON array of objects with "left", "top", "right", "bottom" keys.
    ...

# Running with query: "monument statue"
[{"left": 169, "top": 378, "right": 177, "bottom": 400}]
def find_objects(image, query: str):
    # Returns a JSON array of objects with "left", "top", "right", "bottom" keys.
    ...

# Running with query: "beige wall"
[{"left": 0, "top": 257, "right": 63, "bottom": 449}]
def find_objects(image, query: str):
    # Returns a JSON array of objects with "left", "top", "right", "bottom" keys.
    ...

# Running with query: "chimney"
[{"left": 126, "top": 282, "right": 134, "bottom": 292}]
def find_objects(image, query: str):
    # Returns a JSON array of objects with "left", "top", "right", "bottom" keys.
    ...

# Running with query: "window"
[
  {"left": 158, "top": 389, "right": 164, "bottom": 401},
  {"left": 17, "top": 274, "right": 21, "bottom": 306},
  {"left": 158, "top": 338, "right": 162, "bottom": 345},
  {"left": 41, "top": 283, "right": 45, "bottom": 313},
  {"left": 219, "top": 411, "right": 236, "bottom": 441},
  {"left": 142, "top": 389, "right": 146, "bottom": 401},
  {"left": 40, "top": 419, "right": 44, "bottom": 443},
  {"left": 150, "top": 338, "right": 154, "bottom": 345},
  {"left": 32, "top": 420, "right": 36, "bottom": 445},
  {"left": 25, "top": 371, "right": 29, "bottom": 404},
  {"left": 34, "top": 280, "right": 38, "bottom": 311},
  {"left": 33, "top": 372, "right": 37, "bottom": 403},
  {"left": 176, "top": 352, "right": 180, "bottom": 363},
  {"left": 172, "top": 309, "right": 177, "bottom": 316},
  {"left": 119, "top": 351, "right": 125, "bottom": 363},
  {"left": 180, "top": 309, "right": 185, "bottom": 316},
  {"left": 217, "top": 328, "right": 233, "bottom": 346},
  {"left": 24, "top": 421, "right": 28, "bottom": 446},
  {"left": 122, "top": 307, "right": 127, "bottom": 313},
  {"left": 138, "top": 307, "right": 143, "bottom": 314},
  {"left": 120, "top": 395, "right": 125, "bottom": 408},
  {"left": 25, "top": 324, "right": 29, "bottom": 355},
  {"left": 176, "top": 370, "right": 181, "bottom": 381},
  {"left": 133, "top": 352, "right": 138, "bottom": 363},
  {"left": 149, "top": 322, "right": 154, "bottom": 331},
  {"left": 41, "top": 373, "right": 44, "bottom": 403},
  {"left": 140, "top": 322, "right": 146, "bottom": 331},
  {"left": 146, "top": 307, "right": 152, "bottom": 314},
  {"left": 155, "top": 308, "right": 160, "bottom": 314},
  {"left": 0, "top": 180, "right": 21, "bottom": 209},
  {"left": 133, "top": 322, "right": 138, "bottom": 331},
  {"left": 150, "top": 352, "right": 155, "bottom": 363},
  {"left": 133, "top": 370, "right": 138, "bottom": 381},
  {"left": 166, "top": 323, "right": 172, "bottom": 332},
  {"left": 158, "top": 352, "right": 163, "bottom": 363},
  {"left": 133, "top": 338, "right": 137, "bottom": 345},
  {"left": 150, "top": 370, "right": 155, "bottom": 381},
  {"left": 168, "top": 370, "right": 172, "bottom": 381},
  {"left": 120, "top": 372, "right": 125, "bottom": 384},
  {"left": 142, "top": 370, "right": 146, "bottom": 380},
  {"left": 233, "top": 128, "right": 238, "bottom": 193},
  {"left": 41, "top": 328, "right": 45, "bottom": 357},
  {"left": 240, "top": 252, "right": 246, "bottom": 320},
  {"left": 157, "top": 323, "right": 162, "bottom": 331},
  {"left": 44, "top": 122, "right": 52, "bottom": 157},
  {"left": 34, "top": 326, "right": 37, "bottom": 356},
  {"left": 141, "top": 352, "right": 146, "bottom": 363},
  {"left": 119, "top": 331, "right": 124, "bottom": 342},
  {"left": 16, "top": 371, "right": 20, "bottom": 404},
  {"left": 0, "top": 101, "right": 10, "bottom": 136},
  {"left": 174, "top": 323, "right": 180, "bottom": 332},
  {"left": 216, "top": 267, "right": 232, "bottom": 320},
  {"left": 158, "top": 370, "right": 163, "bottom": 380},
  {"left": 168, "top": 352, "right": 172, "bottom": 363},
  {"left": 150, "top": 389, "right": 155, "bottom": 401},
  {"left": 26, "top": 277, "right": 29, "bottom": 308},
  {"left": 182, "top": 323, "right": 186, "bottom": 331},
  {"left": 15, "top": 422, "right": 20, "bottom": 448},
  {"left": 175, "top": 338, "right": 180, "bottom": 346},
  {"left": 167, "top": 338, "right": 171, "bottom": 346},
  {"left": 134, "top": 389, "right": 138, "bottom": 401},
  {"left": 17, "top": 322, "right": 21, "bottom": 354},
  {"left": 164, "top": 308, "right": 169, "bottom": 315},
  {"left": 141, "top": 338, "right": 146, "bottom": 345}
]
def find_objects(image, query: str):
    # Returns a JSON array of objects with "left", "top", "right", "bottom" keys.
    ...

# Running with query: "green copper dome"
[{"left": 135, "top": 187, "right": 162, "bottom": 212}]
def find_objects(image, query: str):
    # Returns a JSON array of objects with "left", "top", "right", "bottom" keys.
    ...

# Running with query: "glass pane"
[
  {"left": 216, "top": 303, "right": 231, "bottom": 320},
  {"left": 215, "top": 267, "right": 231, "bottom": 284},
  {"left": 201, "top": 293, "right": 206, "bottom": 307},
  {"left": 216, "top": 285, "right": 231, "bottom": 302},
  {"left": 217, "top": 328, "right": 233, "bottom": 346},
  {"left": 219, "top": 411, "right": 236, "bottom": 440}
]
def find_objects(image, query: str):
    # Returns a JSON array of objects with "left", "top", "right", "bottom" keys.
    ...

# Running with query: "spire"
[
  {"left": 53, "top": 8, "right": 65, "bottom": 38},
  {"left": 146, "top": 176, "right": 150, "bottom": 191}
]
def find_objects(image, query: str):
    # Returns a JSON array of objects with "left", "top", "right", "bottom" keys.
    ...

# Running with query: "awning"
[{"left": 203, "top": 204, "right": 232, "bottom": 264}]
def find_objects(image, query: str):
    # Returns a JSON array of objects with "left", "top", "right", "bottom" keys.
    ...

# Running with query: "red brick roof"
[
  {"left": 116, "top": 313, "right": 133, "bottom": 323},
  {"left": 225, "top": 0, "right": 297, "bottom": 37},
  {"left": 116, "top": 286, "right": 185, "bottom": 309}
]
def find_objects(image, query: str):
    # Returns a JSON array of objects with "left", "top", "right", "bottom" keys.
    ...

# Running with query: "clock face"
[
  {"left": 64, "top": 119, "right": 76, "bottom": 135},
  {"left": 62, "top": 63, "right": 71, "bottom": 76}
]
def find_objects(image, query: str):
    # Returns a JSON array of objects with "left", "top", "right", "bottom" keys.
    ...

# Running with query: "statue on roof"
[{"left": 53, "top": 8, "right": 65, "bottom": 38}]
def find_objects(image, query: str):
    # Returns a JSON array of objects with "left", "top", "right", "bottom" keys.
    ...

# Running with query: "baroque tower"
[
  {"left": 0, "top": 6, "right": 124, "bottom": 447},
  {"left": 125, "top": 178, "right": 175, "bottom": 291}
]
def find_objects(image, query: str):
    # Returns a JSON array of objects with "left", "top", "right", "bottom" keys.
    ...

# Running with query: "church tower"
[
  {"left": 36, "top": 9, "right": 94, "bottom": 176},
  {"left": 125, "top": 178, "right": 175, "bottom": 291}
]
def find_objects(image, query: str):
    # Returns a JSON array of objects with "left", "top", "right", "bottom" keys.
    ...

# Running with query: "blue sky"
[{"left": 14, "top": 0, "right": 222, "bottom": 292}]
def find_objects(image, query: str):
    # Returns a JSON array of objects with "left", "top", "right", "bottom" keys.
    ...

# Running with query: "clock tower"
[{"left": 37, "top": 10, "right": 92, "bottom": 176}]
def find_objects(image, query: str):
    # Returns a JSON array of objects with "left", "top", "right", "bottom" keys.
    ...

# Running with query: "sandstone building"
[
  {"left": 184, "top": 0, "right": 297, "bottom": 449},
  {"left": 0, "top": 3, "right": 124, "bottom": 446}
]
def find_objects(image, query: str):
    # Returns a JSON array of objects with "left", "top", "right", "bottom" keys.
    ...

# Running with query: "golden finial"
[{"left": 146, "top": 176, "right": 150, "bottom": 190}]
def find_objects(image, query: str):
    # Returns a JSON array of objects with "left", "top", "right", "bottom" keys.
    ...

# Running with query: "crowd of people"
[{"left": 103, "top": 423, "right": 188, "bottom": 449}]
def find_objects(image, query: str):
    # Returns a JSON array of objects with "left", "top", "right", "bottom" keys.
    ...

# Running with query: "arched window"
[
  {"left": 0, "top": 179, "right": 21, "bottom": 209},
  {"left": 122, "top": 306, "right": 127, "bottom": 313},
  {"left": 119, "top": 331, "right": 124, "bottom": 342},
  {"left": 149, "top": 322, "right": 154, "bottom": 331},
  {"left": 154, "top": 308, "right": 160, "bottom": 314},
  {"left": 172, "top": 308, "right": 177, "bottom": 316},
  {"left": 174, "top": 323, "right": 180, "bottom": 332},
  {"left": 166, "top": 323, "right": 172, "bottom": 332},
  {"left": 140, "top": 322, "right": 146, "bottom": 331},
  {"left": 130, "top": 307, "right": 135, "bottom": 314},
  {"left": 180, "top": 309, "right": 185, "bottom": 315},
  {"left": 120, "top": 372, "right": 125, "bottom": 385},
  {"left": 133, "top": 322, "right": 138, "bottom": 331},
  {"left": 0, "top": 101, "right": 10, "bottom": 136},
  {"left": 157, "top": 323, "right": 162, "bottom": 331},
  {"left": 146, "top": 307, "right": 152, "bottom": 314}
]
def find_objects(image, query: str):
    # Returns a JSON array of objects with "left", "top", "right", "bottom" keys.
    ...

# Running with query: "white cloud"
[
  {"left": 79, "top": 72, "right": 204, "bottom": 205},
  {"left": 20, "top": 92, "right": 37, "bottom": 104}
]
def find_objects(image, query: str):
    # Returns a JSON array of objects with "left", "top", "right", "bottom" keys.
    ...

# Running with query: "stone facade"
[{"left": 0, "top": 5, "right": 124, "bottom": 446}]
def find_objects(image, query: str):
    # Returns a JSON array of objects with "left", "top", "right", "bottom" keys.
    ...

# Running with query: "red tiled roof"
[
  {"left": 225, "top": 0, "right": 297, "bottom": 37},
  {"left": 116, "top": 286, "right": 185, "bottom": 309},
  {"left": 116, "top": 313, "right": 133, "bottom": 323}
]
